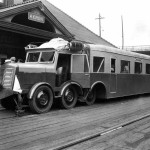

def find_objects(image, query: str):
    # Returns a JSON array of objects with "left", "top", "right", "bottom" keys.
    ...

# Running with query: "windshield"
[
  {"left": 40, "top": 52, "right": 55, "bottom": 62},
  {"left": 27, "top": 52, "right": 40, "bottom": 62},
  {"left": 26, "top": 51, "right": 55, "bottom": 63}
]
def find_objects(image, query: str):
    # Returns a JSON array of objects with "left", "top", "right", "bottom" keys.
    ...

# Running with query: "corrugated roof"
[{"left": 40, "top": 0, "right": 116, "bottom": 47}]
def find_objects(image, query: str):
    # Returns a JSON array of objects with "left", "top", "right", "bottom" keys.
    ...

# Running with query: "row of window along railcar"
[{"left": 89, "top": 44, "right": 150, "bottom": 99}]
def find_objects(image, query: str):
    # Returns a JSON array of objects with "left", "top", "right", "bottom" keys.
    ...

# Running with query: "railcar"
[{"left": 0, "top": 38, "right": 150, "bottom": 114}]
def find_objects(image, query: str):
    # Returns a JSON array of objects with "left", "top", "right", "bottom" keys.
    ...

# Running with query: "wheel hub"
[
  {"left": 37, "top": 91, "right": 48, "bottom": 106},
  {"left": 65, "top": 90, "right": 74, "bottom": 102}
]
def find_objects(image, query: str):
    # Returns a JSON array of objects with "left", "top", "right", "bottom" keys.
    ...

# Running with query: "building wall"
[
  {"left": 0, "top": 0, "right": 27, "bottom": 7},
  {"left": 14, "top": 0, "right": 24, "bottom": 5},
  {"left": 0, "top": 0, "right": 4, "bottom": 4},
  {"left": 7, "top": 0, "right": 14, "bottom": 5},
  {"left": 0, "top": 0, "right": 6, "bottom": 7}
]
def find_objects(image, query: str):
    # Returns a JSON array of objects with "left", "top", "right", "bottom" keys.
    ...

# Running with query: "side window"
[
  {"left": 27, "top": 52, "right": 40, "bottom": 62},
  {"left": 93, "top": 57, "right": 105, "bottom": 72},
  {"left": 135, "top": 62, "right": 142, "bottom": 74},
  {"left": 111, "top": 58, "right": 116, "bottom": 73},
  {"left": 120, "top": 60, "right": 130, "bottom": 73},
  {"left": 146, "top": 64, "right": 150, "bottom": 74},
  {"left": 72, "top": 55, "right": 89, "bottom": 73}
]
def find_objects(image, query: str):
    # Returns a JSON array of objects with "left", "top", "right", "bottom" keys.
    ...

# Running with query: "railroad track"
[{"left": 53, "top": 114, "right": 150, "bottom": 150}]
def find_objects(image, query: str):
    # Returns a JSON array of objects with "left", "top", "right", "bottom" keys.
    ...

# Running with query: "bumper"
[{"left": 0, "top": 88, "right": 14, "bottom": 100}]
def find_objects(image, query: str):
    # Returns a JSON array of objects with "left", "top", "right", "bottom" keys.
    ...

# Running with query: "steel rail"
[{"left": 52, "top": 113, "right": 150, "bottom": 150}]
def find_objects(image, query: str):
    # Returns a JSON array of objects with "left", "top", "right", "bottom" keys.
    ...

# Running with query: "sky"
[{"left": 48, "top": 0, "right": 150, "bottom": 47}]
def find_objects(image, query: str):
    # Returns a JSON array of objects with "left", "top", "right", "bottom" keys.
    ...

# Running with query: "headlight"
[{"left": 2, "top": 68, "right": 15, "bottom": 89}]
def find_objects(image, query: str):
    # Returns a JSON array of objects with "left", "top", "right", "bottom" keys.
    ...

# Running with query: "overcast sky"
[{"left": 48, "top": 0, "right": 150, "bottom": 47}]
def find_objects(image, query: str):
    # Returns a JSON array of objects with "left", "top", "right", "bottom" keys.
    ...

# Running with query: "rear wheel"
[
  {"left": 85, "top": 89, "right": 96, "bottom": 105},
  {"left": 61, "top": 86, "right": 77, "bottom": 109},
  {"left": 29, "top": 86, "right": 53, "bottom": 114}
]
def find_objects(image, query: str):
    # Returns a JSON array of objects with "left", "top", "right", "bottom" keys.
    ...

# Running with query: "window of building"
[
  {"left": 111, "top": 58, "right": 116, "bottom": 73},
  {"left": 120, "top": 60, "right": 130, "bottom": 73},
  {"left": 146, "top": 64, "right": 150, "bottom": 74},
  {"left": 93, "top": 57, "right": 105, "bottom": 72},
  {"left": 135, "top": 62, "right": 142, "bottom": 74}
]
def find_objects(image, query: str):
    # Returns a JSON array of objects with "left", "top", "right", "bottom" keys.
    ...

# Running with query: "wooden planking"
[
  {"left": 6, "top": 107, "right": 150, "bottom": 150},
  {"left": 1, "top": 95, "right": 150, "bottom": 149},
  {"left": 65, "top": 116, "right": 150, "bottom": 149},
  {"left": 0, "top": 104, "right": 144, "bottom": 138}
]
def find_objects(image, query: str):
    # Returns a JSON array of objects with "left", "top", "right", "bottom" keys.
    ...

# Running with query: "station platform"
[{"left": 1, "top": 95, "right": 150, "bottom": 149}]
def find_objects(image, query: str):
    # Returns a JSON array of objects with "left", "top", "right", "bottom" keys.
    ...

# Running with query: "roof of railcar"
[{"left": 89, "top": 44, "right": 150, "bottom": 60}]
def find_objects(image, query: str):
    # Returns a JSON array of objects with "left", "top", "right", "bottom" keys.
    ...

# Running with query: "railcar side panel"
[
  {"left": 90, "top": 73, "right": 110, "bottom": 98},
  {"left": 117, "top": 74, "right": 150, "bottom": 97},
  {"left": 90, "top": 73, "right": 150, "bottom": 99},
  {"left": 71, "top": 73, "right": 90, "bottom": 88}
]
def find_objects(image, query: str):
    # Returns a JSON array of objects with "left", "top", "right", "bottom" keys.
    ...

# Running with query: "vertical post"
[
  {"left": 96, "top": 13, "right": 104, "bottom": 37},
  {"left": 99, "top": 13, "right": 101, "bottom": 37},
  {"left": 121, "top": 16, "right": 124, "bottom": 49}
]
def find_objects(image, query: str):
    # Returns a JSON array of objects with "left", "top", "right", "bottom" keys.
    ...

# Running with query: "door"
[
  {"left": 110, "top": 58, "right": 117, "bottom": 93},
  {"left": 71, "top": 54, "right": 90, "bottom": 88}
]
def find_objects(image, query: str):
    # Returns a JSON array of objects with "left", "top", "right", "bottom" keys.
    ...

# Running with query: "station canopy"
[{"left": 0, "top": 0, "right": 116, "bottom": 47}]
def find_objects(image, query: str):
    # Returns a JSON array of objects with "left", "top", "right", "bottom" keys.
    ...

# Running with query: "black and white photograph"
[{"left": 1, "top": 0, "right": 150, "bottom": 149}]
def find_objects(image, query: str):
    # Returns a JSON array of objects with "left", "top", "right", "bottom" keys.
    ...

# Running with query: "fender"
[
  {"left": 27, "top": 82, "right": 53, "bottom": 99},
  {"left": 91, "top": 81, "right": 107, "bottom": 91},
  {"left": 60, "top": 81, "right": 83, "bottom": 96},
  {"left": 90, "top": 81, "right": 108, "bottom": 98}
]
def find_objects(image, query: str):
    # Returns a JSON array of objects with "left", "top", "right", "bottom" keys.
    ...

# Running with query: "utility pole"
[
  {"left": 96, "top": 13, "right": 104, "bottom": 37},
  {"left": 121, "top": 16, "right": 124, "bottom": 49}
]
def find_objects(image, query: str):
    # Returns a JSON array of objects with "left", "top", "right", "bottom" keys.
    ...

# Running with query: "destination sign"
[{"left": 28, "top": 12, "right": 45, "bottom": 23}]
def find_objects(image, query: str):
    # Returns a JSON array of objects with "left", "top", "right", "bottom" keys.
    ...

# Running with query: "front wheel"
[
  {"left": 29, "top": 86, "right": 53, "bottom": 114},
  {"left": 85, "top": 89, "right": 96, "bottom": 105},
  {"left": 61, "top": 86, "right": 77, "bottom": 109}
]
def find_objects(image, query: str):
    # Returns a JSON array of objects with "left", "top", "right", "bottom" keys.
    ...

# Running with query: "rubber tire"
[
  {"left": 85, "top": 89, "right": 96, "bottom": 105},
  {"left": 1, "top": 96, "right": 16, "bottom": 110},
  {"left": 61, "top": 86, "right": 77, "bottom": 109},
  {"left": 29, "top": 86, "right": 53, "bottom": 114}
]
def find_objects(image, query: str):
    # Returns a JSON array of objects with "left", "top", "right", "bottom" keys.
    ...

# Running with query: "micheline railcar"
[
  {"left": 89, "top": 44, "right": 150, "bottom": 99},
  {"left": 0, "top": 39, "right": 150, "bottom": 113}
]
